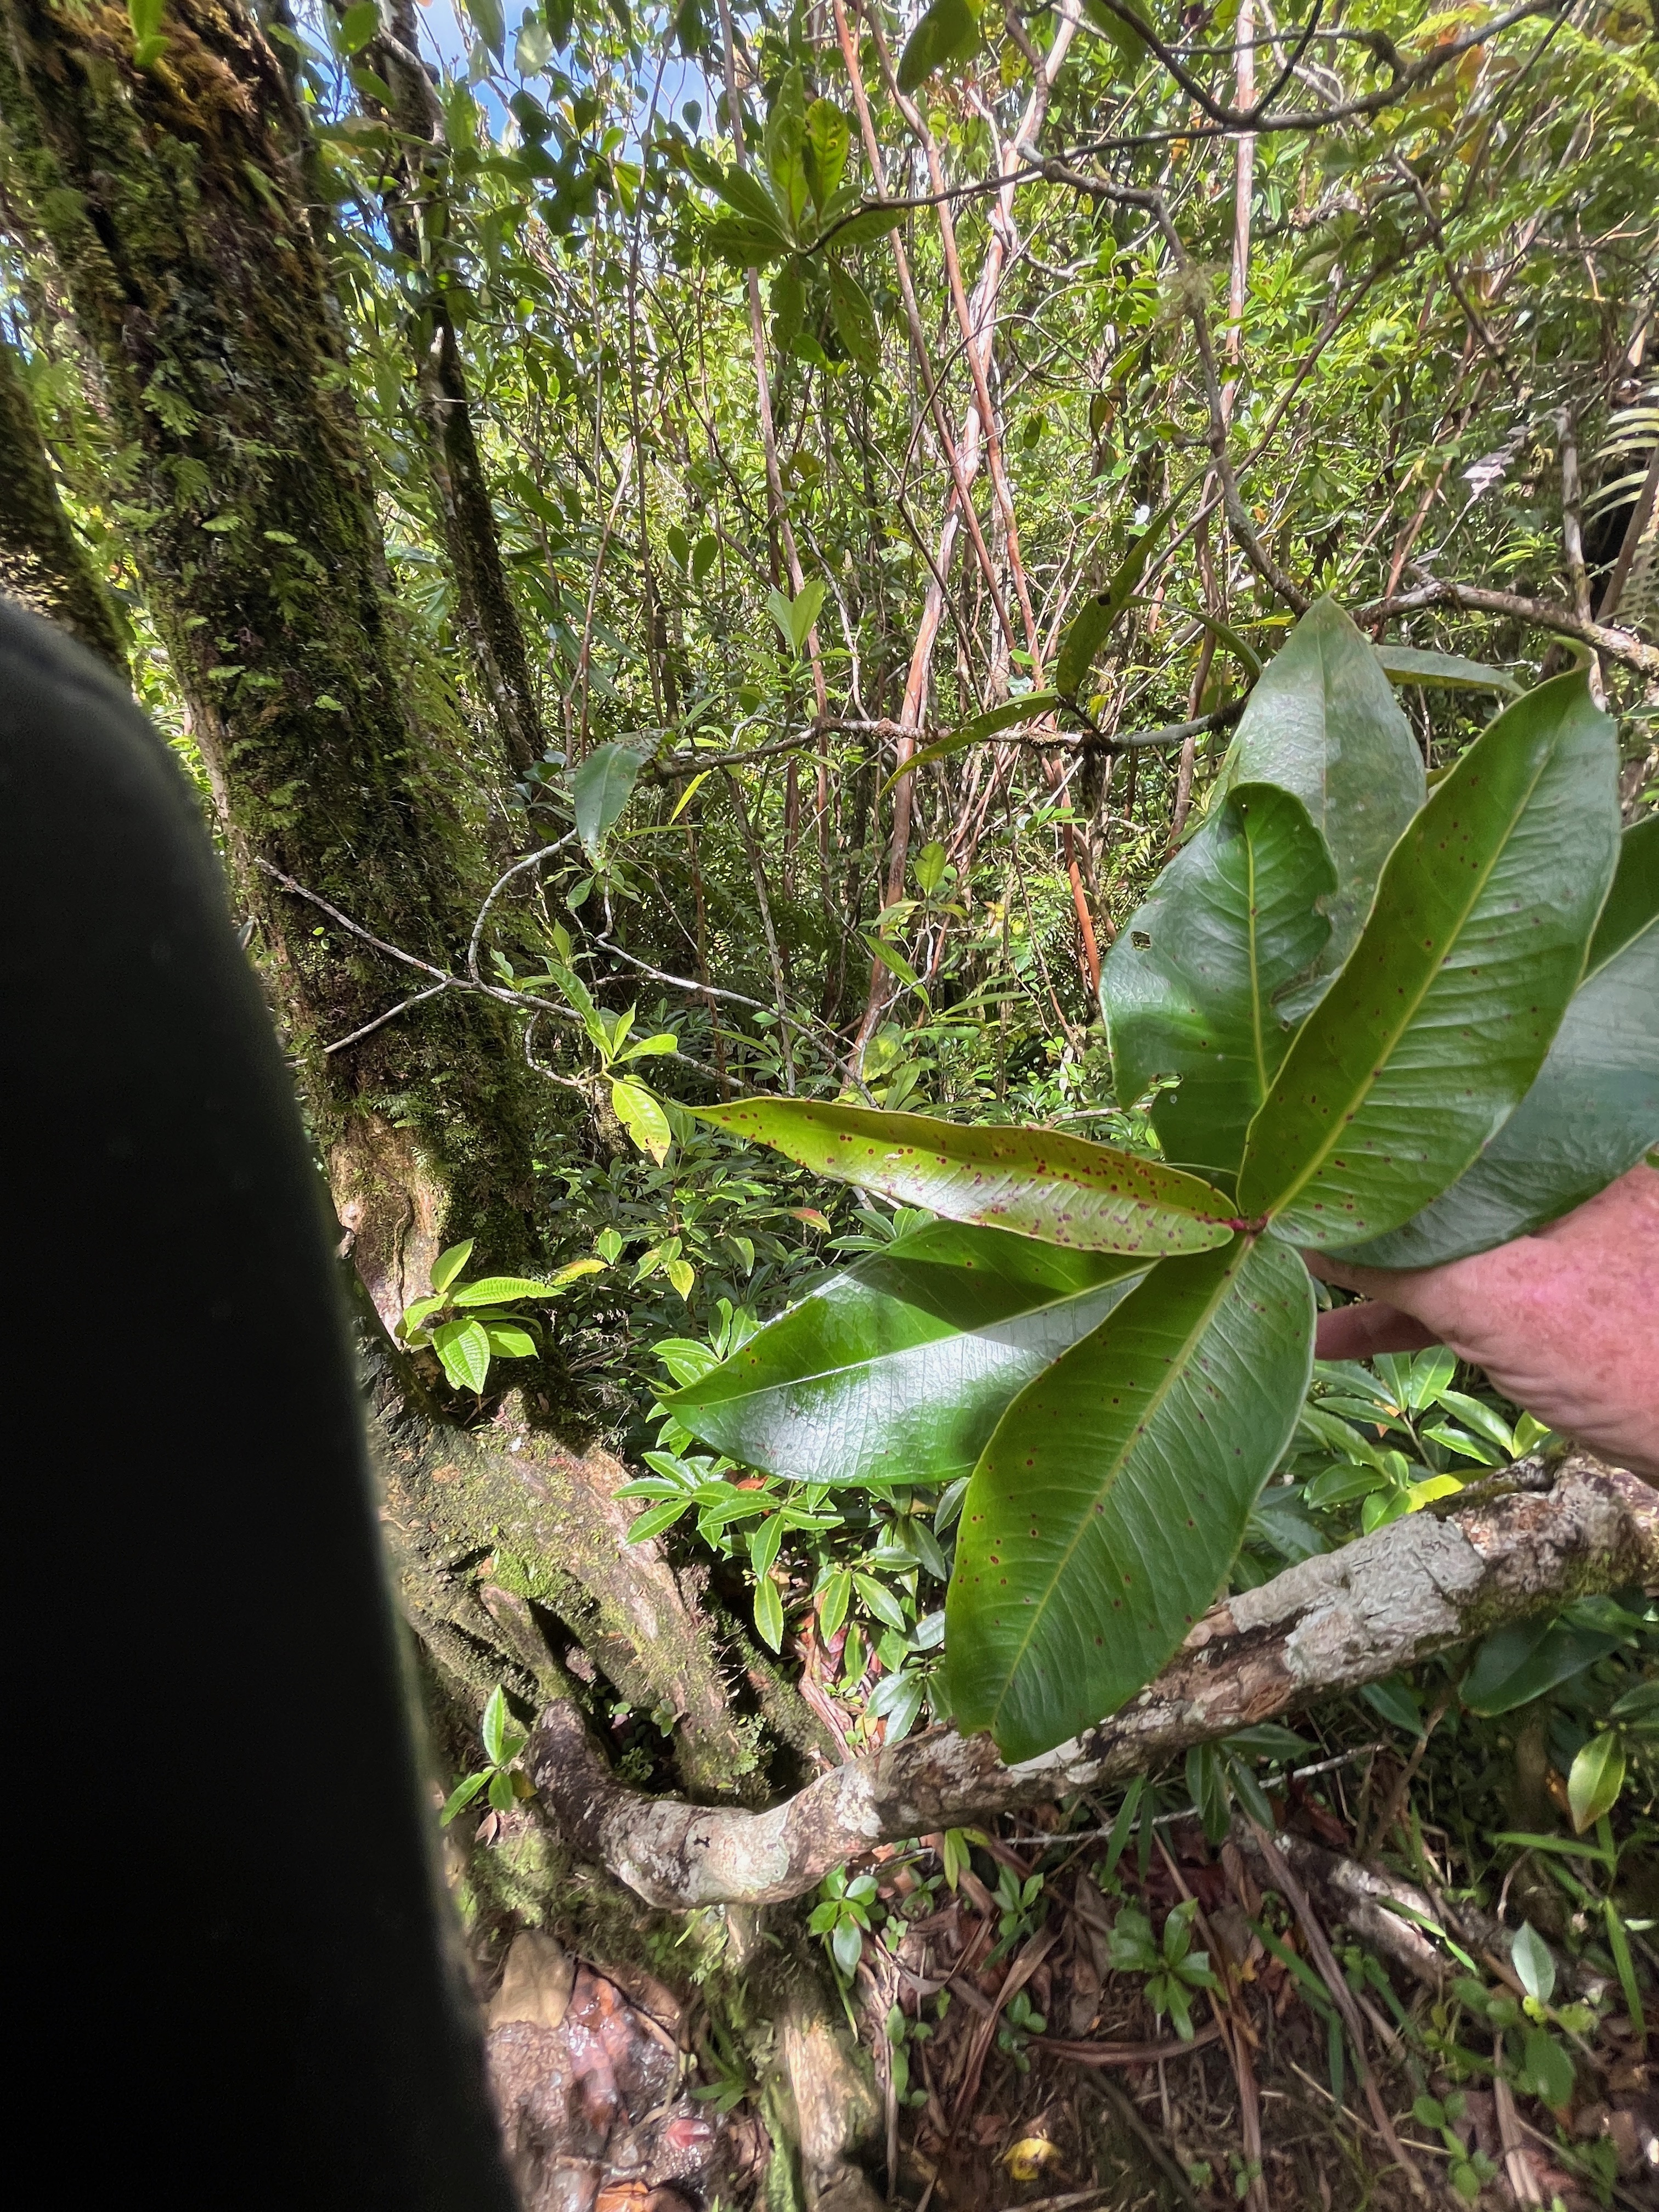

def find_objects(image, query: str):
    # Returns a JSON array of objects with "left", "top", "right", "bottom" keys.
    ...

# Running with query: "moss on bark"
[
  {"left": 0, "top": 0, "right": 535, "bottom": 1254},
  {"left": 0, "top": 325, "right": 127, "bottom": 669}
]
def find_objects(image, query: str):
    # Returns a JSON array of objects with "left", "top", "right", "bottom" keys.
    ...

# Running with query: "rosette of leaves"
[
  {"left": 439, "top": 1685, "right": 534, "bottom": 1826},
  {"left": 680, "top": 67, "right": 890, "bottom": 371},
  {"left": 672, "top": 602, "right": 1642, "bottom": 1763},
  {"left": 1105, "top": 1899, "right": 1218, "bottom": 2041},
  {"left": 398, "top": 1238, "right": 602, "bottom": 1395}
]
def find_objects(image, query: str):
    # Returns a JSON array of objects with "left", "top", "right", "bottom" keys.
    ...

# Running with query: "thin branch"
[{"left": 1359, "top": 580, "right": 1659, "bottom": 680}]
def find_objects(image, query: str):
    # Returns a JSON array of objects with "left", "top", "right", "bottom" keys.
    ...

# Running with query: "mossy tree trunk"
[
  {"left": 0, "top": 325, "right": 127, "bottom": 669},
  {"left": 0, "top": 0, "right": 537, "bottom": 1306}
]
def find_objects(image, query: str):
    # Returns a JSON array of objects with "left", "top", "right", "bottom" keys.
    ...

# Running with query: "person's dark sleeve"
[{"left": 0, "top": 599, "right": 516, "bottom": 2210}]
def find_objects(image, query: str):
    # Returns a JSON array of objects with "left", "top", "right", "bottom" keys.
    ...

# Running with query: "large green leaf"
[
  {"left": 944, "top": 1235, "right": 1313, "bottom": 1762},
  {"left": 1237, "top": 672, "right": 1618, "bottom": 1248},
  {"left": 1102, "top": 782, "right": 1335, "bottom": 1172},
  {"left": 697, "top": 1099, "right": 1235, "bottom": 1256},
  {"left": 668, "top": 1222, "right": 1146, "bottom": 1488},
  {"left": 1336, "top": 815, "right": 1657, "bottom": 1266},
  {"left": 1218, "top": 598, "right": 1425, "bottom": 996},
  {"left": 896, "top": 0, "right": 980, "bottom": 93}
]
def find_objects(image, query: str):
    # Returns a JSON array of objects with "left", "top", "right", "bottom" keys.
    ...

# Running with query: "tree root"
[
  {"left": 525, "top": 1455, "right": 1657, "bottom": 1908},
  {"left": 352, "top": 1273, "right": 769, "bottom": 1802}
]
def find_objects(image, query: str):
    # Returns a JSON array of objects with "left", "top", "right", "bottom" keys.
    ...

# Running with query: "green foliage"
[
  {"left": 399, "top": 1239, "right": 604, "bottom": 1395},
  {"left": 697, "top": 607, "right": 1630, "bottom": 1760},
  {"left": 440, "top": 1685, "right": 533, "bottom": 1824},
  {"left": 1105, "top": 1898, "right": 1218, "bottom": 2041}
]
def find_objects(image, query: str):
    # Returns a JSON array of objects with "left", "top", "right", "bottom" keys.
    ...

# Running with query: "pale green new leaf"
[
  {"left": 613, "top": 1077, "right": 672, "bottom": 1164},
  {"left": 667, "top": 1221, "right": 1147, "bottom": 1486},
  {"left": 1218, "top": 597, "right": 1425, "bottom": 994},
  {"left": 1568, "top": 1734, "right": 1626, "bottom": 1834},
  {"left": 452, "top": 1275, "right": 566, "bottom": 1305},
  {"left": 944, "top": 1234, "right": 1313, "bottom": 1762},
  {"left": 1101, "top": 782, "right": 1335, "bottom": 1172},
  {"left": 573, "top": 741, "right": 645, "bottom": 859},
  {"left": 430, "top": 1239, "right": 475, "bottom": 1294},
  {"left": 433, "top": 1317, "right": 492, "bottom": 1393},
  {"left": 698, "top": 1098, "right": 1235, "bottom": 1256},
  {"left": 1238, "top": 672, "right": 1618, "bottom": 1247}
]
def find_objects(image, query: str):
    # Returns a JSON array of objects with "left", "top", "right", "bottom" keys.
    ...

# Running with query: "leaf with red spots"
[
  {"left": 1237, "top": 672, "right": 1618, "bottom": 1248},
  {"left": 943, "top": 1234, "right": 1313, "bottom": 1763},
  {"left": 694, "top": 1101, "right": 1234, "bottom": 1256},
  {"left": 666, "top": 1220, "right": 1147, "bottom": 1488}
]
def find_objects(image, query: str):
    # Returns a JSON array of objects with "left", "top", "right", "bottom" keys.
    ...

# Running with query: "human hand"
[{"left": 1306, "top": 1162, "right": 1659, "bottom": 1481}]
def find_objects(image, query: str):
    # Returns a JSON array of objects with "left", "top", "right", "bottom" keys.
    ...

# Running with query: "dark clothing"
[{"left": 0, "top": 599, "right": 514, "bottom": 2208}]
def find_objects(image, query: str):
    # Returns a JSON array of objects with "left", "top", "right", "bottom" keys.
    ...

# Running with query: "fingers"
[{"left": 1314, "top": 1300, "right": 1441, "bottom": 1363}]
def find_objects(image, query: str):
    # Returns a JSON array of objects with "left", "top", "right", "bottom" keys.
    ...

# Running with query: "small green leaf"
[
  {"left": 439, "top": 1770, "right": 489, "bottom": 1826},
  {"left": 573, "top": 741, "right": 646, "bottom": 859},
  {"left": 452, "top": 1275, "right": 561, "bottom": 1305},
  {"left": 883, "top": 693, "right": 1062, "bottom": 795},
  {"left": 1568, "top": 1733, "right": 1626, "bottom": 1834},
  {"left": 831, "top": 1916, "right": 864, "bottom": 1976},
  {"left": 612, "top": 1077, "right": 672, "bottom": 1165},
  {"left": 515, "top": 15, "right": 555, "bottom": 70},
  {"left": 754, "top": 1575, "right": 785, "bottom": 1652},
  {"left": 897, "top": 0, "right": 981, "bottom": 97},
  {"left": 1101, "top": 782, "right": 1335, "bottom": 1173},
  {"left": 1217, "top": 598, "right": 1425, "bottom": 993},
  {"left": 1461, "top": 1618, "right": 1618, "bottom": 1717},
  {"left": 462, "top": 0, "right": 505, "bottom": 59},
  {"left": 337, "top": 1, "right": 380, "bottom": 54},
  {"left": 433, "top": 1317, "right": 492, "bottom": 1393},
  {"left": 431, "top": 1238, "right": 475, "bottom": 1293},
  {"left": 1521, "top": 2025, "right": 1575, "bottom": 2109},
  {"left": 1336, "top": 814, "right": 1658, "bottom": 1267},
  {"left": 819, "top": 1565, "right": 854, "bottom": 1638},
  {"left": 696, "top": 1099, "right": 1235, "bottom": 1257},
  {"left": 827, "top": 264, "right": 879, "bottom": 371},
  {"left": 803, "top": 98, "right": 851, "bottom": 214},
  {"left": 1374, "top": 645, "right": 1521, "bottom": 695},
  {"left": 481, "top": 1684, "right": 510, "bottom": 1765},
  {"left": 704, "top": 213, "right": 792, "bottom": 267},
  {"left": 1057, "top": 498, "right": 1176, "bottom": 697},
  {"left": 485, "top": 1324, "right": 538, "bottom": 1358},
  {"left": 1511, "top": 1921, "right": 1555, "bottom": 2006}
]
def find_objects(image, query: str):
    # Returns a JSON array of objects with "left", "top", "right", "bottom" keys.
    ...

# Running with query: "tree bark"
[
  {"left": 0, "top": 324, "right": 126, "bottom": 670},
  {"left": 0, "top": 0, "right": 538, "bottom": 1306},
  {"left": 527, "top": 1455, "right": 1658, "bottom": 1908}
]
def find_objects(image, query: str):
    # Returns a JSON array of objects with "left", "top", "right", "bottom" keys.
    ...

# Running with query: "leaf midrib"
[
  {"left": 1258, "top": 732, "right": 1555, "bottom": 1223},
  {"left": 986, "top": 1244, "right": 1244, "bottom": 1740}
]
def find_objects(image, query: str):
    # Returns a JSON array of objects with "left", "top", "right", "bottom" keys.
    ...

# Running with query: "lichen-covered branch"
[{"left": 528, "top": 1457, "right": 1657, "bottom": 1908}]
